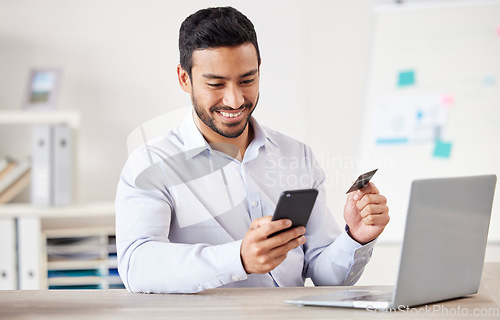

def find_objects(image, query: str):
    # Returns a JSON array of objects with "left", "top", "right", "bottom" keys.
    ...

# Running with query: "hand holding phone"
[{"left": 268, "top": 189, "right": 318, "bottom": 238}]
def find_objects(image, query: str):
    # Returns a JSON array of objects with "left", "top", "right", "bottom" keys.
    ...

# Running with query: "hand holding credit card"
[
  {"left": 346, "top": 169, "right": 378, "bottom": 194},
  {"left": 343, "top": 168, "right": 389, "bottom": 245}
]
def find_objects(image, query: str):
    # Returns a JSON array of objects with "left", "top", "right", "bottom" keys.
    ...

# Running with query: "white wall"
[{"left": 0, "top": 0, "right": 376, "bottom": 217}]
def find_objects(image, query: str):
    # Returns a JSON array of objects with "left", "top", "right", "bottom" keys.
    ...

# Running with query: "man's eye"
[
  {"left": 208, "top": 83, "right": 224, "bottom": 88},
  {"left": 241, "top": 79, "right": 254, "bottom": 85}
]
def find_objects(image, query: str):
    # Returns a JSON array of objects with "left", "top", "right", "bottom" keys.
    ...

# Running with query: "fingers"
[
  {"left": 250, "top": 216, "right": 293, "bottom": 240},
  {"left": 356, "top": 193, "right": 387, "bottom": 211},
  {"left": 354, "top": 187, "right": 389, "bottom": 227},
  {"left": 249, "top": 235, "right": 306, "bottom": 273},
  {"left": 249, "top": 216, "right": 273, "bottom": 230},
  {"left": 357, "top": 202, "right": 390, "bottom": 228},
  {"left": 267, "top": 226, "right": 306, "bottom": 244},
  {"left": 240, "top": 221, "right": 306, "bottom": 274},
  {"left": 352, "top": 182, "right": 379, "bottom": 200},
  {"left": 345, "top": 182, "right": 390, "bottom": 244},
  {"left": 265, "top": 236, "right": 306, "bottom": 269},
  {"left": 363, "top": 182, "right": 379, "bottom": 194},
  {"left": 269, "top": 234, "right": 306, "bottom": 257},
  {"left": 362, "top": 213, "right": 390, "bottom": 226}
]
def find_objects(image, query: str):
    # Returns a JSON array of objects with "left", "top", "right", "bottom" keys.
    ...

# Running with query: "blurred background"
[{"left": 0, "top": 0, "right": 499, "bottom": 288}]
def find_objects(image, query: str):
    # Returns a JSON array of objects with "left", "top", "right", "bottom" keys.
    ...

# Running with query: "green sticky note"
[
  {"left": 433, "top": 140, "right": 452, "bottom": 158},
  {"left": 398, "top": 70, "right": 415, "bottom": 87}
]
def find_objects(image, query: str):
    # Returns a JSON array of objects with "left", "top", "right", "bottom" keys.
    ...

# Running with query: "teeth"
[{"left": 219, "top": 110, "right": 243, "bottom": 118}]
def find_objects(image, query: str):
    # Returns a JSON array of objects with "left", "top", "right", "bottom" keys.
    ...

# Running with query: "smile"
[{"left": 218, "top": 110, "right": 244, "bottom": 118}]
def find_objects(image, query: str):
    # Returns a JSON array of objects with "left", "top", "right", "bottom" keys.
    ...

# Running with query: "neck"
[{"left": 193, "top": 112, "right": 254, "bottom": 161}]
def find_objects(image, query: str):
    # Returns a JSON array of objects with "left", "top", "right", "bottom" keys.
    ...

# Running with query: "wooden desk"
[{"left": 0, "top": 263, "right": 498, "bottom": 320}]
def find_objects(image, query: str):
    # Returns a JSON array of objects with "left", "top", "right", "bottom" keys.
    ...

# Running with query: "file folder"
[
  {"left": 30, "top": 124, "right": 73, "bottom": 206},
  {"left": 0, "top": 218, "right": 17, "bottom": 289},
  {"left": 53, "top": 125, "right": 73, "bottom": 206},
  {"left": 31, "top": 125, "right": 52, "bottom": 206},
  {"left": 17, "top": 217, "right": 42, "bottom": 289}
]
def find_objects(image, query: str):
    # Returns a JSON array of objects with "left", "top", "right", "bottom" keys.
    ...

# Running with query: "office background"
[{"left": 0, "top": 0, "right": 499, "bottom": 286}]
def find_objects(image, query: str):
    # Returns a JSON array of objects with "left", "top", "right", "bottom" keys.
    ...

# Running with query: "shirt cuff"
[
  {"left": 345, "top": 225, "right": 377, "bottom": 248},
  {"left": 215, "top": 240, "right": 248, "bottom": 285},
  {"left": 338, "top": 226, "right": 376, "bottom": 262},
  {"left": 340, "top": 226, "right": 376, "bottom": 284}
]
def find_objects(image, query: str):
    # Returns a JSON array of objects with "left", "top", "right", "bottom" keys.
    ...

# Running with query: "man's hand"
[
  {"left": 240, "top": 216, "right": 306, "bottom": 274},
  {"left": 344, "top": 182, "right": 389, "bottom": 245}
]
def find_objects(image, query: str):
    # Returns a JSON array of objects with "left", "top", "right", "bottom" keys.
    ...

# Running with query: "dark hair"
[{"left": 179, "top": 7, "right": 261, "bottom": 78}]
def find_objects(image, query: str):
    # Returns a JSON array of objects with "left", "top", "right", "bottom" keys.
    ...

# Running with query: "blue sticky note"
[
  {"left": 484, "top": 75, "right": 496, "bottom": 86},
  {"left": 398, "top": 70, "right": 415, "bottom": 87},
  {"left": 433, "top": 140, "right": 452, "bottom": 158},
  {"left": 416, "top": 109, "right": 423, "bottom": 121},
  {"left": 376, "top": 138, "right": 409, "bottom": 145}
]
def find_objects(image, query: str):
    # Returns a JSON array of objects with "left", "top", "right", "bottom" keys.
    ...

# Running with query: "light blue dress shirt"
[{"left": 115, "top": 112, "right": 375, "bottom": 293}]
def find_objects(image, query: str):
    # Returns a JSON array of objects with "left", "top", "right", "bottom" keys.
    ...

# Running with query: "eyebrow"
[{"left": 202, "top": 69, "right": 259, "bottom": 80}]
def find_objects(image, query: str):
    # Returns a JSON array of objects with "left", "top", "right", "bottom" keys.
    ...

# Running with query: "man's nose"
[{"left": 222, "top": 84, "right": 244, "bottom": 108}]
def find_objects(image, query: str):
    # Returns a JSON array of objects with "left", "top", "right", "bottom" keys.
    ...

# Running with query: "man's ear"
[{"left": 177, "top": 65, "right": 192, "bottom": 93}]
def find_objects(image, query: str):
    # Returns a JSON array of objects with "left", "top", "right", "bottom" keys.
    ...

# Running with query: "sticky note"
[
  {"left": 484, "top": 75, "right": 496, "bottom": 86},
  {"left": 433, "top": 140, "right": 452, "bottom": 158},
  {"left": 441, "top": 94, "right": 455, "bottom": 106},
  {"left": 398, "top": 70, "right": 415, "bottom": 87},
  {"left": 416, "top": 109, "right": 423, "bottom": 120},
  {"left": 376, "top": 138, "right": 409, "bottom": 145}
]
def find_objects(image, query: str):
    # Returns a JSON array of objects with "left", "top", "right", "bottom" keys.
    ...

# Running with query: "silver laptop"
[{"left": 286, "top": 175, "right": 497, "bottom": 309}]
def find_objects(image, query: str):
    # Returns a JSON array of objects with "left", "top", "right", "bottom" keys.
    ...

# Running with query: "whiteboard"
[{"left": 359, "top": 1, "right": 500, "bottom": 242}]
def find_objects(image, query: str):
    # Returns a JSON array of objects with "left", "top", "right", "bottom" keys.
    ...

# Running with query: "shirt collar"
[
  {"left": 248, "top": 116, "right": 278, "bottom": 149},
  {"left": 179, "top": 111, "right": 211, "bottom": 160},
  {"left": 179, "top": 109, "right": 279, "bottom": 160}
]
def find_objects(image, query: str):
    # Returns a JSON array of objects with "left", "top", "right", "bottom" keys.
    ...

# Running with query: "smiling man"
[
  {"left": 115, "top": 6, "right": 389, "bottom": 293},
  {"left": 180, "top": 43, "right": 259, "bottom": 159}
]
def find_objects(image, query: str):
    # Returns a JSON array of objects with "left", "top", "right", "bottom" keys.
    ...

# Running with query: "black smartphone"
[{"left": 268, "top": 188, "right": 319, "bottom": 238}]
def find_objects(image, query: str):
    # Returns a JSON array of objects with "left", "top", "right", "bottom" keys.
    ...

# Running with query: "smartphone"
[{"left": 268, "top": 188, "right": 319, "bottom": 238}]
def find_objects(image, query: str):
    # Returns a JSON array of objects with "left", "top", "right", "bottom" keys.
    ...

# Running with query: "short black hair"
[{"left": 179, "top": 7, "right": 261, "bottom": 78}]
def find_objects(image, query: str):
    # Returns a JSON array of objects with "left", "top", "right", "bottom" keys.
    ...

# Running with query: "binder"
[
  {"left": 31, "top": 125, "right": 53, "bottom": 206},
  {"left": 0, "top": 218, "right": 17, "bottom": 289},
  {"left": 17, "top": 217, "right": 42, "bottom": 289},
  {"left": 53, "top": 125, "right": 73, "bottom": 206},
  {"left": 30, "top": 124, "right": 74, "bottom": 206}
]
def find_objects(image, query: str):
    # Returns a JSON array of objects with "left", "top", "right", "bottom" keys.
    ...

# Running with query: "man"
[{"left": 115, "top": 6, "right": 389, "bottom": 294}]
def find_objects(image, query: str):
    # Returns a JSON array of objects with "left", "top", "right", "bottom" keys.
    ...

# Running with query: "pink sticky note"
[{"left": 442, "top": 94, "right": 455, "bottom": 106}]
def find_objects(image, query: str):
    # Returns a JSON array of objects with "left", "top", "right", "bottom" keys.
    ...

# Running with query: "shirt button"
[
  {"left": 252, "top": 201, "right": 259, "bottom": 208},
  {"left": 232, "top": 275, "right": 239, "bottom": 281}
]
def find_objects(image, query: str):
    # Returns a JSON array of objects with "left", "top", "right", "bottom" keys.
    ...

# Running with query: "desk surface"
[{"left": 1, "top": 263, "right": 498, "bottom": 320}]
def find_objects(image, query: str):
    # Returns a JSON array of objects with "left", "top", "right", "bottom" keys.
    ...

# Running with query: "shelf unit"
[
  {"left": 0, "top": 111, "right": 122, "bottom": 290},
  {"left": 3, "top": 203, "right": 121, "bottom": 290},
  {"left": 43, "top": 224, "right": 122, "bottom": 290},
  {"left": 0, "top": 110, "right": 81, "bottom": 127},
  {"left": 44, "top": 230, "right": 123, "bottom": 290},
  {"left": 0, "top": 202, "right": 120, "bottom": 290}
]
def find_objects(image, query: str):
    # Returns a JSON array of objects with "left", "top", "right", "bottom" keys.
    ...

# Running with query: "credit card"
[{"left": 346, "top": 169, "right": 378, "bottom": 194}]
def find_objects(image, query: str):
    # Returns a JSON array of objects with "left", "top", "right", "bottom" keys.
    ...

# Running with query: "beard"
[{"left": 192, "top": 91, "right": 259, "bottom": 139}]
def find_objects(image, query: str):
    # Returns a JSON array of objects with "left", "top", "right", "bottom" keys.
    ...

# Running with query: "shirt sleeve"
[
  {"left": 115, "top": 148, "right": 248, "bottom": 293},
  {"left": 301, "top": 145, "right": 375, "bottom": 286}
]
